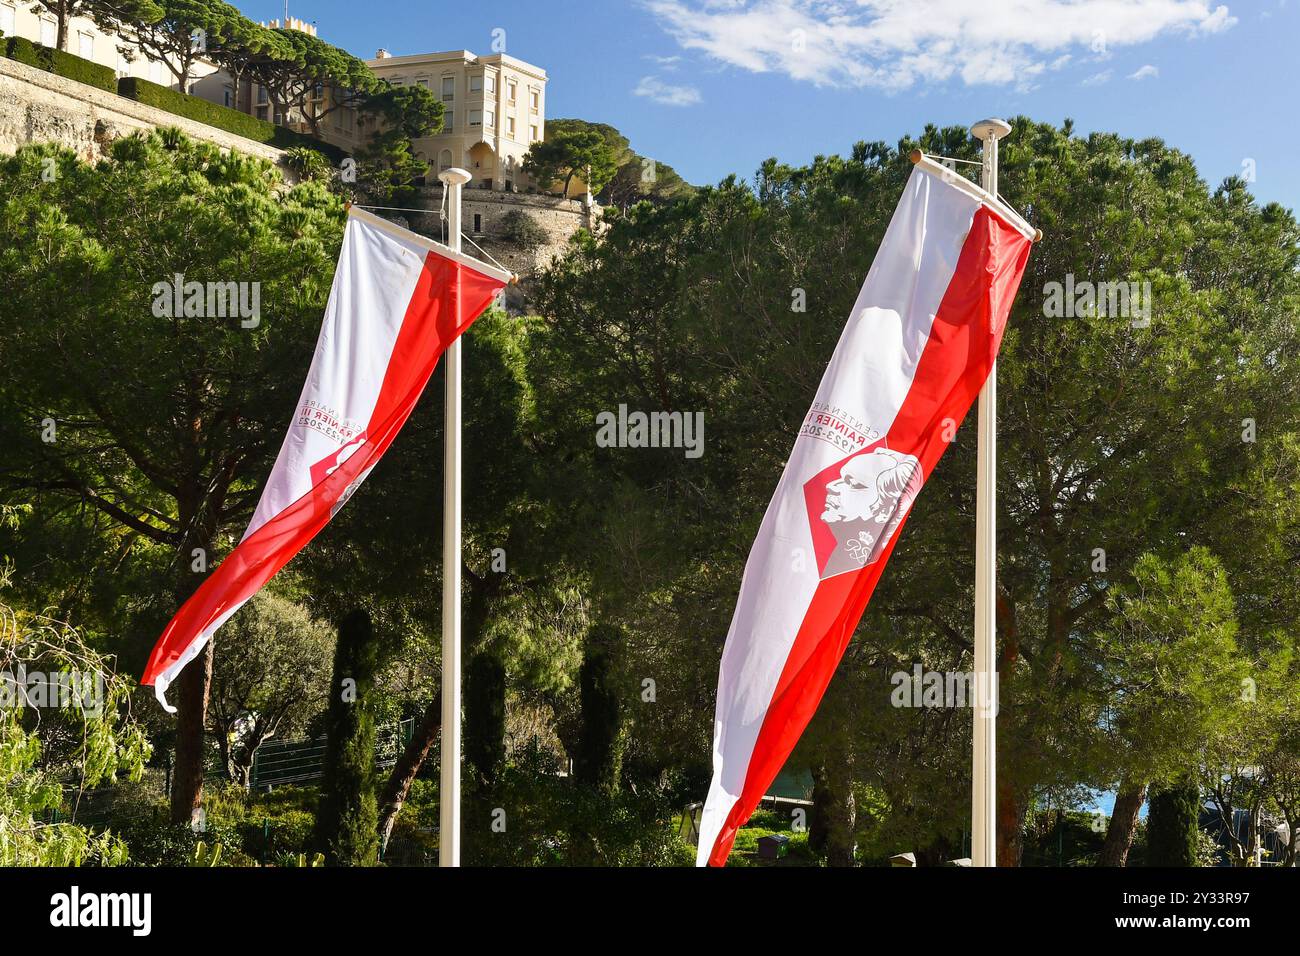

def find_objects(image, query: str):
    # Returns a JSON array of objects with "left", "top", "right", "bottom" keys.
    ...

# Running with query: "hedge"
[
  {"left": 5, "top": 36, "right": 40, "bottom": 68},
  {"left": 4, "top": 38, "right": 117, "bottom": 92},
  {"left": 2, "top": 37, "right": 349, "bottom": 164},
  {"left": 117, "top": 76, "right": 348, "bottom": 163},
  {"left": 119, "top": 75, "right": 276, "bottom": 140}
]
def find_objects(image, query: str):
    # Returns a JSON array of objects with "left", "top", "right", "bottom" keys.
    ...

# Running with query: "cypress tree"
[
  {"left": 1145, "top": 778, "right": 1201, "bottom": 867},
  {"left": 314, "top": 608, "right": 382, "bottom": 866},
  {"left": 574, "top": 624, "right": 626, "bottom": 793}
]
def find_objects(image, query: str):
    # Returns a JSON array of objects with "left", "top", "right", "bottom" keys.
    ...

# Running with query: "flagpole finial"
[
  {"left": 439, "top": 167, "right": 472, "bottom": 187},
  {"left": 1034, "top": 228, "right": 1043, "bottom": 243},
  {"left": 909, "top": 148, "right": 923, "bottom": 165},
  {"left": 970, "top": 118, "right": 1012, "bottom": 142}
]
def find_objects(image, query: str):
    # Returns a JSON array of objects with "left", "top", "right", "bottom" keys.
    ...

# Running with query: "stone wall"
[
  {"left": 401, "top": 185, "right": 596, "bottom": 296},
  {"left": 0, "top": 55, "right": 286, "bottom": 167},
  {"left": 0, "top": 56, "right": 589, "bottom": 306}
]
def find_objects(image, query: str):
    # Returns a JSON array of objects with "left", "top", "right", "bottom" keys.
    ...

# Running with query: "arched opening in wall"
[
  {"left": 503, "top": 155, "right": 516, "bottom": 193},
  {"left": 468, "top": 141, "right": 495, "bottom": 190},
  {"left": 438, "top": 149, "right": 453, "bottom": 173}
]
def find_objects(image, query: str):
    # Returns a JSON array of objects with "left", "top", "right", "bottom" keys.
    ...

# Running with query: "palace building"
[{"left": 366, "top": 48, "right": 547, "bottom": 192}]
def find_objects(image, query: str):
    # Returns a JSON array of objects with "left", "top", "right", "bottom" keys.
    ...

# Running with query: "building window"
[
  {"left": 311, "top": 81, "right": 324, "bottom": 102},
  {"left": 256, "top": 85, "right": 268, "bottom": 105},
  {"left": 150, "top": 59, "right": 167, "bottom": 85},
  {"left": 506, "top": 116, "right": 515, "bottom": 135},
  {"left": 507, "top": 80, "right": 516, "bottom": 103},
  {"left": 485, "top": 110, "right": 494, "bottom": 128},
  {"left": 391, "top": 76, "right": 405, "bottom": 86},
  {"left": 529, "top": 124, "right": 538, "bottom": 142},
  {"left": 257, "top": 106, "right": 268, "bottom": 120},
  {"left": 442, "top": 75, "right": 454, "bottom": 100},
  {"left": 485, "top": 74, "right": 495, "bottom": 93},
  {"left": 469, "top": 74, "right": 482, "bottom": 93},
  {"left": 39, "top": 18, "right": 56, "bottom": 47},
  {"left": 469, "top": 109, "right": 482, "bottom": 127},
  {"left": 78, "top": 32, "right": 93, "bottom": 60},
  {"left": 0, "top": 5, "right": 16, "bottom": 39},
  {"left": 529, "top": 89, "right": 539, "bottom": 111},
  {"left": 438, "top": 149, "right": 452, "bottom": 172},
  {"left": 223, "top": 86, "right": 234, "bottom": 107},
  {"left": 116, "top": 54, "right": 131, "bottom": 78},
  {"left": 444, "top": 111, "right": 453, "bottom": 130},
  {"left": 416, "top": 77, "right": 429, "bottom": 90},
  {"left": 473, "top": 213, "right": 482, "bottom": 234}
]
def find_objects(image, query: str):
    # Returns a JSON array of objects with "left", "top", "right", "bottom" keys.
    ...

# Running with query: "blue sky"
[{"left": 241, "top": 1, "right": 1298, "bottom": 210}]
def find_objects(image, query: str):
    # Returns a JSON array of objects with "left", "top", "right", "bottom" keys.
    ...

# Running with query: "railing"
[{"left": 250, "top": 718, "right": 414, "bottom": 790}]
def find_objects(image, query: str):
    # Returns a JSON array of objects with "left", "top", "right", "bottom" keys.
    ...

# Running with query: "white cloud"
[
  {"left": 643, "top": 0, "right": 1236, "bottom": 90},
  {"left": 645, "top": 53, "right": 684, "bottom": 70},
  {"left": 1128, "top": 64, "right": 1159, "bottom": 80},
  {"left": 634, "top": 75, "right": 703, "bottom": 106},
  {"left": 1082, "top": 69, "right": 1113, "bottom": 86}
]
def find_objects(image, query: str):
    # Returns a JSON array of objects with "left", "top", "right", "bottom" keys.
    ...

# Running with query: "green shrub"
[
  {"left": 499, "top": 209, "right": 548, "bottom": 247},
  {"left": 240, "top": 809, "right": 317, "bottom": 863},
  {"left": 269, "top": 126, "right": 348, "bottom": 164},
  {"left": 4, "top": 39, "right": 116, "bottom": 91},
  {"left": 116, "top": 76, "right": 348, "bottom": 164},
  {"left": 42, "top": 46, "right": 117, "bottom": 91},
  {"left": 113, "top": 813, "right": 253, "bottom": 867},
  {"left": 118, "top": 76, "right": 276, "bottom": 140},
  {"left": 284, "top": 144, "right": 333, "bottom": 181},
  {"left": 5, "top": 36, "right": 40, "bottom": 68},
  {"left": 458, "top": 746, "right": 694, "bottom": 866}
]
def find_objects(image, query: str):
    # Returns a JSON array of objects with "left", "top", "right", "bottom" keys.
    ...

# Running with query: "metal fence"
[{"left": 250, "top": 718, "right": 413, "bottom": 790}]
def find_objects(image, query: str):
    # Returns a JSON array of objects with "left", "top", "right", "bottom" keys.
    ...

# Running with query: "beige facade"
[
  {"left": 0, "top": 1, "right": 221, "bottom": 88},
  {"left": 0, "top": 10, "right": 546, "bottom": 173},
  {"left": 366, "top": 49, "right": 546, "bottom": 192}
]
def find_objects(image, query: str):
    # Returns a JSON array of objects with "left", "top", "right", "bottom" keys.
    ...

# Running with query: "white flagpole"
[
  {"left": 439, "top": 166, "right": 472, "bottom": 868},
  {"left": 970, "top": 117, "right": 1011, "bottom": 868}
]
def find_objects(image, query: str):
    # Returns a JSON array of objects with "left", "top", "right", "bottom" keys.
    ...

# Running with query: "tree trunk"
[
  {"left": 377, "top": 693, "right": 441, "bottom": 853},
  {"left": 167, "top": 506, "right": 217, "bottom": 826},
  {"left": 1246, "top": 801, "right": 1262, "bottom": 866},
  {"left": 1099, "top": 782, "right": 1147, "bottom": 866},
  {"left": 996, "top": 777, "right": 1028, "bottom": 866},
  {"left": 169, "top": 640, "right": 213, "bottom": 825}
]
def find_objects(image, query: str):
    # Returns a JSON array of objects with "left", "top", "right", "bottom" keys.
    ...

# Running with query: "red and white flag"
[
  {"left": 142, "top": 207, "right": 509, "bottom": 709},
  {"left": 697, "top": 163, "right": 1035, "bottom": 866}
]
